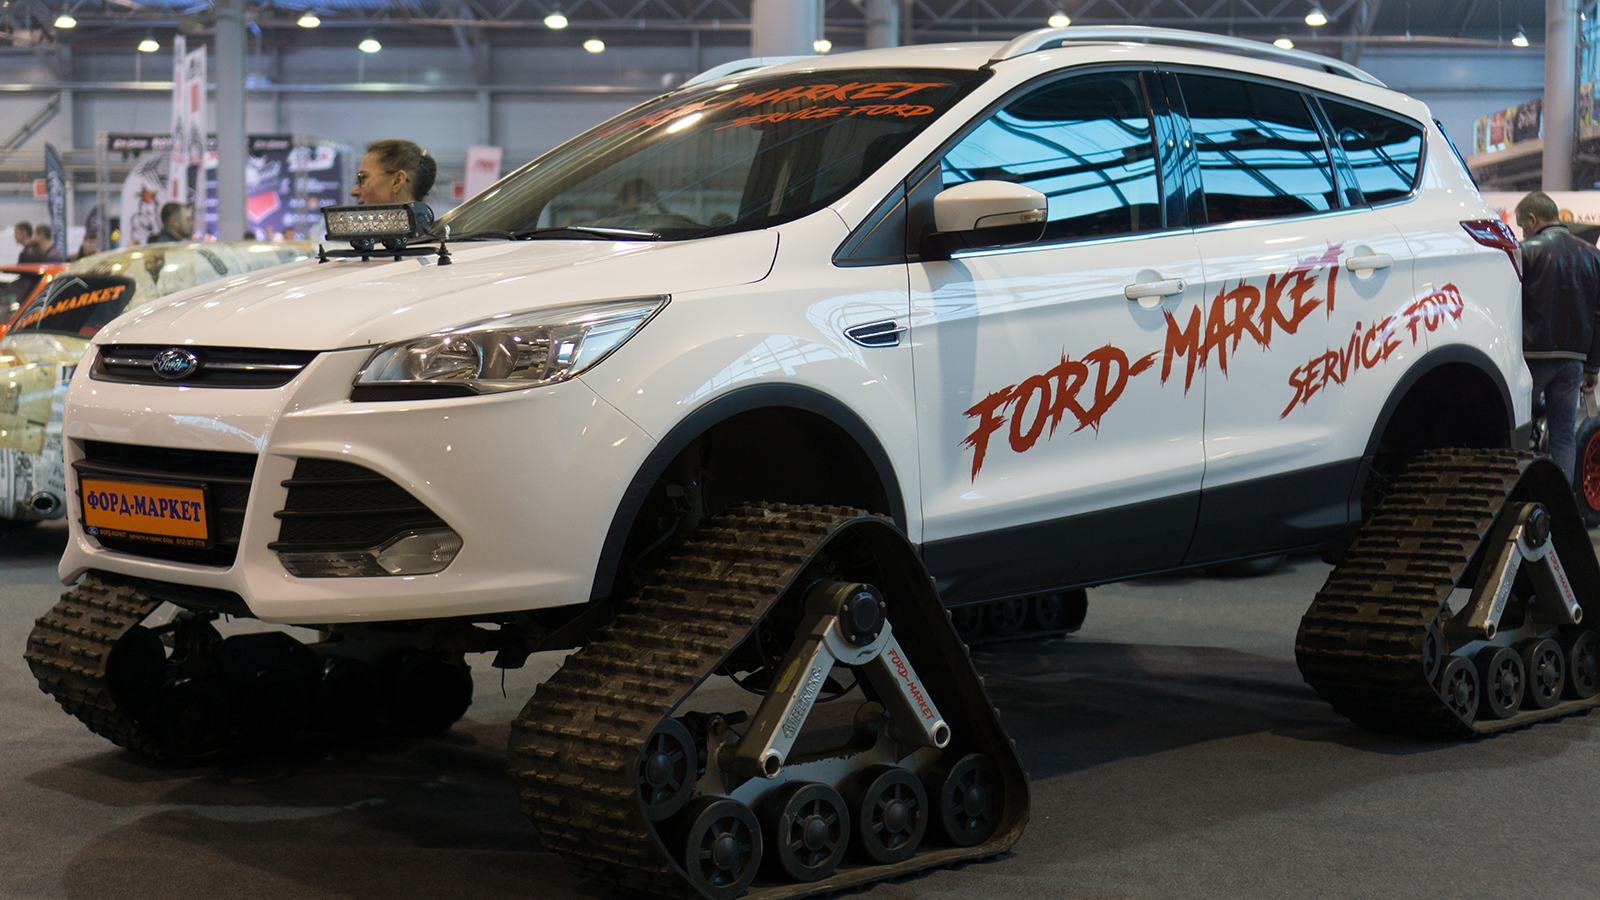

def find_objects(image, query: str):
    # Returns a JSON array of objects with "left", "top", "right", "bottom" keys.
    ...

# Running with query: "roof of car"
[{"left": 686, "top": 26, "right": 1382, "bottom": 90}]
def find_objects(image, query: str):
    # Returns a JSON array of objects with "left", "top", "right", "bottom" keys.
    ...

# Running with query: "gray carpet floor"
[{"left": 6, "top": 519, "right": 1600, "bottom": 899}]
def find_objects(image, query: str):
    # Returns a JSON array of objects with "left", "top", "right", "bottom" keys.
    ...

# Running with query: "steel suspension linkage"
[
  {"left": 506, "top": 503, "right": 1029, "bottom": 900},
  {"left": 1297, "top": 449, "right": 1600, "bottom": 738}
]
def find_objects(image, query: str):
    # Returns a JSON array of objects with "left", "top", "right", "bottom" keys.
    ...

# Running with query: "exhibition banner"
[
  {"left": 112, "top": 134, "right": 173, "bottom": 246},
  {"left": 202, "top": 136, "right": 345, "bottom": 239},
  {"left": 43, "top": 143, "right": 66, "bottom": 248}
]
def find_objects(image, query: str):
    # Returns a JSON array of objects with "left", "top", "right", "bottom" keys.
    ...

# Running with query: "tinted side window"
[
  {"left": 1320, "top": 99, "right": 1425, "bottom": 204},
  {"left": 941, "top": 71, "right": 1162, "bottom": 242},
  {"left": 1178, "top": 74, "right": 1337, "bottom": 224}
]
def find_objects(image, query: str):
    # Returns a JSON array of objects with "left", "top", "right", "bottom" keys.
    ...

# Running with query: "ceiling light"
[
  {"left": 813, "top": 38, "right": 832, "bottom": 53},
  {"left": 1274, "top": 36, "right": 1295, "bottom": 49},
  {"left": 545, "top": 10, "right": 568, "bottom": 29},
  {"left": 1305, "top": 5, "right": 1328, "bottom": 27},
  {"left": 583, "top": 37, "right": 605, "bottom": 53},
  {"left": 298, "top": 12, "right": 321, "bottom": 28},
  {"left": 359, "top": 37, "right": 381, "bottom": 53},
  {"left": 54, "top": 14, "right": 76, "bottom": 28},
  {"left": 139, "top": 35, "right": 159, "bottom": 52},
  {"left": 1512, "top": 26, "right": 1530, "bottom": 47},
  {"left": 1048, "top": 11, "right": 1071, "bottom": 27}
]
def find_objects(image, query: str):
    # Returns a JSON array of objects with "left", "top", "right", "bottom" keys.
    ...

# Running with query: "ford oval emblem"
[{"left": 151, "top": 348, "right": 200, "bottom": 380}]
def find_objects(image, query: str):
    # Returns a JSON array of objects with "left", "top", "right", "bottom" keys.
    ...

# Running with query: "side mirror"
[{"left": 922, "top": 181, "right": 1047, "bottom": 259}]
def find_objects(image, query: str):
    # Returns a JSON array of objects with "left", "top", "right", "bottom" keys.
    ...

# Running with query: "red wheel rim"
[{"left": 1584, "top": 431, "right": 1600, "bottom": 508}]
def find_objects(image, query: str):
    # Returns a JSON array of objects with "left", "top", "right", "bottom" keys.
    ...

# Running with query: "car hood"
[{"left": 94, "top": 231, "right": 780, "bottom": 350}]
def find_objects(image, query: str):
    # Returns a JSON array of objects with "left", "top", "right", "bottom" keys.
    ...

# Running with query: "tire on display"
[{"left": 1575, "top": 416, "right": 1600, "bottom": 527}]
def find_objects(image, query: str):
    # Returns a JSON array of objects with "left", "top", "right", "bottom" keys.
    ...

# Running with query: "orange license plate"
[{"left": 80, "top": 478, "right": 210, "bottom": 547}]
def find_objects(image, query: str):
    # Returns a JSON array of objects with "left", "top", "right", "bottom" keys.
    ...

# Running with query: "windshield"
[{"left": 439, "top": 67, "right": 989, "bottom": 240}]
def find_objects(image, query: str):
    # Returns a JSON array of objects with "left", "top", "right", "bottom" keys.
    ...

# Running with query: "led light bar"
[{"left": 321, "top": 201, "right": 435, "bottom": 251}]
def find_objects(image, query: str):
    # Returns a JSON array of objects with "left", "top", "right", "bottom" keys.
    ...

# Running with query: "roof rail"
[
  {"left": 681, "top": 56, "right": 818, "bottom": 89},
  {"left": 988, "top": 26, "right": 1386, "bottom": 87}
]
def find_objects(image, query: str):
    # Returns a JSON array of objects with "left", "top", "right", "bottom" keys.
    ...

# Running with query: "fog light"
[{"left": 279, "top": 528, "right": 462, "bottom": 577}]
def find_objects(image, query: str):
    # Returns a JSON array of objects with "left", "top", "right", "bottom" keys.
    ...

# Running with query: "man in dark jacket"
[
  {"left": 146, "top": 202, "right": 193, "bottom": 243},
  {"left": 1516, "top": 191, "right": 1600, "bottom": 482}
]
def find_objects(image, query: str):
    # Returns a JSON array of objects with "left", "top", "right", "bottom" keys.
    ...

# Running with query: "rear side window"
[
  {"left": 1177, "top": 74, "right": 1338, "bottom": 224},
  {"left": 1320, "top": 99, "right": 1425, "bottom": 204},
  {"left": 940, "top": 71, "right": 1162, "bottom": 242}
]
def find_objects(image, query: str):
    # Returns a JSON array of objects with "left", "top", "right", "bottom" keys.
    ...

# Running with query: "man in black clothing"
[
  {"left": 19, "top": 223, "right": 64, "bottom": 263},
  {"left": 1516, "top": 191, "right": 1600, "bottom": 482},
  {"left": 146, "top": 202, "right": 194, "bottom": 243},
  {"left": 12, "top": 221, "right": 31, "bottom": 262}
]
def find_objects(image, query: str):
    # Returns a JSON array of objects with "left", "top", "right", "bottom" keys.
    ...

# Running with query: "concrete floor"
[{"left": 6, "top": 519, "right": 1600, "bottom": 900}]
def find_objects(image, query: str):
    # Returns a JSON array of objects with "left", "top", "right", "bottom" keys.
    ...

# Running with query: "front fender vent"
[{"left": 843, "top": 319, "right": 906, "bottom": 348}]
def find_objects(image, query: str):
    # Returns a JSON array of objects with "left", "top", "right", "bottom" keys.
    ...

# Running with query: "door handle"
[
  {"left": 1345, "top": 254, "right": 1394, "bottom": 271},
  {"left": 1124, "top": 278, "right": 1185, "bottom": 301}
]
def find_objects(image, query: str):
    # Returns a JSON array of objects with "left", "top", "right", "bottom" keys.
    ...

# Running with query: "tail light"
[{"left": 1462, "top": 219, "right": 1522, "bottom": 280}]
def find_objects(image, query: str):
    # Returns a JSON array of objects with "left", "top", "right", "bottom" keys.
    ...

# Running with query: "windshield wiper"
[{"left": 511, "top": 226, "right": 662, "bottom": 241}]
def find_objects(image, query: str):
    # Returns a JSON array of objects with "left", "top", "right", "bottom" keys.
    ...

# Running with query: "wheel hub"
[
  {"left": 885, "top": 799, "right": 907, "bottom": 833},
  {"left": 961, "top": 784, "right": 986, "bottom": 817},
  {"left": 802, "top": 816, "right": 829, "bottom": 850},
  {"left": 647, "top": 753, "right": 671, "bottom": 785},
  {"left": 712, "top": 833, "right": 739, "bottom": 871}
]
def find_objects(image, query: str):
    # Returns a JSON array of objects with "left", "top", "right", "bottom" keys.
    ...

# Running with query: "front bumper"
[{"left": 59, "top": 345, "right": 653, "bottom": 624}]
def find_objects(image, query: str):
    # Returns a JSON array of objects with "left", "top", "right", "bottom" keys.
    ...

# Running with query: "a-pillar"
[
  {"left": 1543, "top": 0, "right": 1577, "bottom": 191},
  {"left": 752, "top": 0, "right": 819, "bottom": 57}
]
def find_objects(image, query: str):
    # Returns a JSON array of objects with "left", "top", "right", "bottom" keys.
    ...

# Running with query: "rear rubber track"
[{"left": 1296, "top": 448, "right": 1600, "bottom": 738}]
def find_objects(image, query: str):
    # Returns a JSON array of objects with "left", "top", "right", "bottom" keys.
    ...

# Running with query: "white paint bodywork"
[{"left": 55, "top": 39, "right": 1527, "bottom": 624}]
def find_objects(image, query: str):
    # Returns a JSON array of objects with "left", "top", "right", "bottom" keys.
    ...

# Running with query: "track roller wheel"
[
  {"left": 383, "top": 650, "right": 473, "bottom": 734},
  {"left": 315, "top": 657, "right": 384, "bottom": 737},
  {"left": 1521, "top": 638, "right": 1565, "bottom": 709},
  {"left": 850, "top": 765, "right": 927, "bottom": 864},
  {"left": 639, "top": 717, "right": 697, "bottom": 822},
  {"left": 759, "top": 782, "right": 849, "bottom": 883},
  {"left": 1476, "top": 646, "right": 1524, "bottom": 719},
  {"left": 986, "top": 598, "right": 1026, "bottom": 637},
  {"left": 146, "top": 676, "right": 231, "bottom": 761},
  {"left": 1437, "top": 657, "right": 1479, "bottom": 726},
  {"left": 104, "top": 624, "right": 168, "bottom": 720},
  {"left": 677, "top": 798, "right": 762, "bottom": 900},
  {"left": 1030, "top": 590, "right": 1087, "bottom": 632},
  {"left": 950, "top": 605, "right": 983, "bottom": 640},
  {"left": 929, "top": 753, "right": 1003, "bottom": 847},
  {"left": 1565, "top": 631, "right": 1600, "bottom": 699}
]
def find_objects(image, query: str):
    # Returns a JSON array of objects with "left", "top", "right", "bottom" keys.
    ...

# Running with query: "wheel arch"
[
  {"left": 590, "top": 384, "right": 908, "bottom": 601},
  {"left": 1362, "top": 343, "right": 1521, "bottom": 462}
]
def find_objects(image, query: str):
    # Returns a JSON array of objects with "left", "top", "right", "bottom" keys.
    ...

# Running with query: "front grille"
[
  {"left": 75, "top": 441, "right": 257, "bottom": 566},
  {"left": 93, "top": 344, "right": 319, "bottom": 388},
  {"left": 272, "top": 458, "right": 448, "bottom": 552}
]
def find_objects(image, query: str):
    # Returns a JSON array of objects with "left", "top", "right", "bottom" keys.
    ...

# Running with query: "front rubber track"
[{"left": 506, "top": 502, "right": 1030, "bottom": 899}]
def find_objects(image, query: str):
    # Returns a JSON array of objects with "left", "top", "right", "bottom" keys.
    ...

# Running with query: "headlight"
[{"left": 353, "top": 295, "right": 667, "bottom": 399}]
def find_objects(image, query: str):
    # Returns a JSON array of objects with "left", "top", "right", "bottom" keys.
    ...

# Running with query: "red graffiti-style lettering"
[
  {"left": 1280, "top": 284, "right": 1464, "bottom": 416},
  {"left": 1159, "top": 244, "right": 1342, "bottom": 391},
  {"left": 962, "top": 344, "right": 1155, "bottom": 480}
]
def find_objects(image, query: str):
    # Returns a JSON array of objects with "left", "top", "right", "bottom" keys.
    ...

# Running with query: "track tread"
[{"left": 1296, "top": 449, "right": 1600, "bottom": 738}]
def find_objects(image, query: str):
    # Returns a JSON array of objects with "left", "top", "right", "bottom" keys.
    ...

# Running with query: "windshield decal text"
[
  {"left": 590, "top": 81, "right": 951, "bottom": 139},
  {"left": 14, "top": 282, "right": 128, "bottom": 332}
]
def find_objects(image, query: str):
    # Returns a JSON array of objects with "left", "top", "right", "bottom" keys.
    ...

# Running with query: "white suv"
[{"left": 32, "top": 27, "right": 1586, "bottom": 900}]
